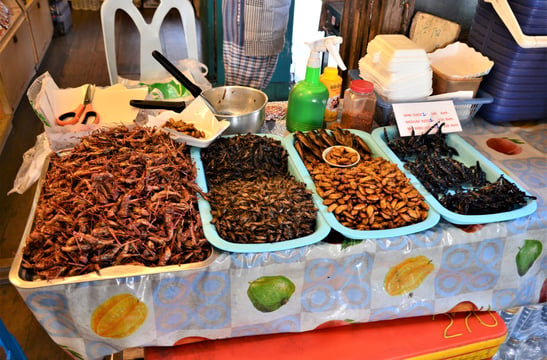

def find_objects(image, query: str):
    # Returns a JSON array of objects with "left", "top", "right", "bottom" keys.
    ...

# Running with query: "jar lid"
[{"left": 350, "top": 80, "right": 374, "bottom": 94}]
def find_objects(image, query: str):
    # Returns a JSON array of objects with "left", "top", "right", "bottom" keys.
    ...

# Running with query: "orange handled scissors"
[{"left": 56, "top": 84, "right": 100, "bottom": 126}]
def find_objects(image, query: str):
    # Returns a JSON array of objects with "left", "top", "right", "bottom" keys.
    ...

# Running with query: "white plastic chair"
[{"left": 100, "top": 0, "right": 200, "bottom": 84}]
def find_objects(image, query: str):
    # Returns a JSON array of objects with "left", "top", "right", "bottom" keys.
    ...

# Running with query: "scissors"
[{"left": 56, "top": 84, "right": 100, "bottom": 126}]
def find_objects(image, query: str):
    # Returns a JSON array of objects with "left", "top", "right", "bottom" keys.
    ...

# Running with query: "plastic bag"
[
  {"left": 178, "top": 58, "right": 212, "bottom": 91},
  {"left": 8, "top": 132, "right": 51, "bottom": 195},
  {"left": 118, "top": 59, "right": 211, "bottom": 100}
]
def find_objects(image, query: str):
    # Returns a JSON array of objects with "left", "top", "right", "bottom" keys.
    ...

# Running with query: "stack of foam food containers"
[
  {"left": 359, "top": 34, "right": 432, "bottom": 102},
  {"left": 468, "top": 0, "right": 547, "bottom": 123}
]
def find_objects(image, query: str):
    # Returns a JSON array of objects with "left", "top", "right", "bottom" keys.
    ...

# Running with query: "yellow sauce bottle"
[{"left": 319, "top": 67, "right": 342, "bottom": 128}]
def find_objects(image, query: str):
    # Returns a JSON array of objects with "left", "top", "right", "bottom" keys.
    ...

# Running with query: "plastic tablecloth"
[{"left": 11, "top": 117, "right": 546, "bottom": 360}]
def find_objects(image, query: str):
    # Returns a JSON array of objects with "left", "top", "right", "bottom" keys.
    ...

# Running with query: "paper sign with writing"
[{"left": 392, "top": 101, "right": 462, "bottom": 137}]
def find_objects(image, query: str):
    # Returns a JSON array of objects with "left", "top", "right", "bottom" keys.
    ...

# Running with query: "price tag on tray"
[{"left": 392, "top": 100, "right": 462, "bottom": 136}]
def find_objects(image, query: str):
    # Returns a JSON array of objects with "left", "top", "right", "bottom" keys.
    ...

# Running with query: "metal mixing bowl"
[{"left": 201, "top": 86, "right": 268, "bottom": 135}]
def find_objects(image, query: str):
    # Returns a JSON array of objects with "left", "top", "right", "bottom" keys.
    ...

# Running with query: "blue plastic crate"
[
  {"left": 508, "top": 0, "right": 547, "bottom": 34},
  {"left": 469, "top": 0, "right": 547, "bottom": 123},
  {"left": 478, "top": 102, "right": 547, "bottom": 122},
  {"left": 468, "top": 31, "right": 547, "bottom": 63},
  {"left": 469, "top": 10, "right": 547, "bottom": 56},
  {"left": 485, "top": 57, "right": 547, "bottom": 78},
  {"left": 483, "top": 76, "right": 547, "bottom": 95}
]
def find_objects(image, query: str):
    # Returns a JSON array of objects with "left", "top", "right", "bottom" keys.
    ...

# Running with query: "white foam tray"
[{"left": 428, "top": 42, "right": 494, "bottom": 79}]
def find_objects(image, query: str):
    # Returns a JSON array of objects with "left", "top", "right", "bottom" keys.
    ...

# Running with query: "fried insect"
[
  {"left": 385, "top": 123, "right": 536, "bottom": 215},
  {"left": 202, "top": 134, "right": 317, "bottom": 244},
  {"left": 163, "top": 118, "right": 205, "bottom": 138},
  {"left": 385, "top": 122, "right": 458, "bottom": 160},
  {"left": 22, "top": 126, "right": 212, "bottom": 280}
]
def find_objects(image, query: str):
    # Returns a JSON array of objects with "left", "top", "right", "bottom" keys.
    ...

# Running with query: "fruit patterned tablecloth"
[{"left": 11, "top": 118, "right": 546, "bottom": 360}]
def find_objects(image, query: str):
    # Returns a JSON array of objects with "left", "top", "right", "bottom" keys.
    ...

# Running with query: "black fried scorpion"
[{"left": 385, "top": 123, "right": 535, "bottom": 215}]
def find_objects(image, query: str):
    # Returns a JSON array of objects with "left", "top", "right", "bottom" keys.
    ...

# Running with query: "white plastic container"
[{"left": 359, "top": 34, "right": 433, "bottom": 102}]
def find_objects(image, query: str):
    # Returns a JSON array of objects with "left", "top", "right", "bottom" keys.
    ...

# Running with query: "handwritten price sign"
[{"left": 392, "top": 100, "right": 462, "bottom": 137}]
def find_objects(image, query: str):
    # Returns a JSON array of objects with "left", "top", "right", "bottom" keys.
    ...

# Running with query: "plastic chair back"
[{"left": 100, "top": 0, "right": 199, "bottom": 84}]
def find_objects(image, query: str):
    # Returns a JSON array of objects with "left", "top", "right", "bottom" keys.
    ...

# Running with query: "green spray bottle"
[{"left": 286, "top": 36, "right": 347, "bottom": 132}]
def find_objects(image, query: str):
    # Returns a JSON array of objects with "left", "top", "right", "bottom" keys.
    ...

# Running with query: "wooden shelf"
[{"left": 0, "top": 0, "right": 53, "bottom": 154}]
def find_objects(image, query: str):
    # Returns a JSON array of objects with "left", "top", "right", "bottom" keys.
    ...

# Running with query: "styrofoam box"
[
  {"left": 359, "top": 56, "right": 430, "bottom": 83},
  {"left": 359, "top": 56, "right": 432, "bottom": 88},
  {"left": 366, "top": 34, "right": 430, "bottom": 72},
  {"left": 367, "top": 34, "right": 429, "bottom": 59}
]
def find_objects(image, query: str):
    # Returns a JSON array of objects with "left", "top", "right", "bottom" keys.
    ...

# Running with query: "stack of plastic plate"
[
  {"left": 359, "top": 34, "right": 432, "bottom": 101},
  {"left": 468, "top": 0, "right": 547, "bottom": 123}
]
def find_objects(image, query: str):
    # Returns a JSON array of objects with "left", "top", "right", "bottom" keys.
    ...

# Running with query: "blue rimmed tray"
[
  {"left": 282, "top": 129, "right": 440, "bottom": 239},
  {"left": 371, "top": 126, "right": 537, "bottom": 225},
  {"left": 191, "top": 134, "right": 330, "bottom": 253}
]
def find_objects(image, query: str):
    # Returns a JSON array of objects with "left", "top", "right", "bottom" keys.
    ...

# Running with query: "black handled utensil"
[
  {"left": 151, "top": 50, "right": 218, "bottom": 114},
  {"left": 129, "top": 99, "right": 187, "bottom": 113}
]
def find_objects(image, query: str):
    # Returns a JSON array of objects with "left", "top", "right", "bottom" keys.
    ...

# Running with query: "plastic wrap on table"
[{"left": 8, "top": 118, "right": 547, "bottom": 360}]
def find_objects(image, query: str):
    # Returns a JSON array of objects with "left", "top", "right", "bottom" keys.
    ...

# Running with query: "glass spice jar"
[{"left": 340, "top": 79, "right": 376, "bottom": 132}]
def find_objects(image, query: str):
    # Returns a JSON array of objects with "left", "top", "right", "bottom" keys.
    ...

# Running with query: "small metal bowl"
[
  {"left": 322, "top": 146, "right": 360, "bottom": 167},
  {"left": 201, "top": 86, "right": 268, "bottom": 135}
]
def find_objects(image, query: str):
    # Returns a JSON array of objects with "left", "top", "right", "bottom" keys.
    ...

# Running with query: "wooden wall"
[{"left": 320, "top": 0, "right": 416, "bottom": 87}]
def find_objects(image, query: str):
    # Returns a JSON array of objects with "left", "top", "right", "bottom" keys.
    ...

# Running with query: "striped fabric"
[
  {"left": 222, "top": 0, "right": 290, "bottom": 89},
  {"left": 223, "top": 42, "right": 279, "bottom": 89}
]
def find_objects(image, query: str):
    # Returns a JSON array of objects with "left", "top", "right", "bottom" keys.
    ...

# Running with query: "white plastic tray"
[
  {"left": 9, "top": 156, "right": 217, "bottom": 289},
  {"left": 372, "top": 126, "right": 537, "bottom": 225},
  {"left": 147, "top": 97, "right": 230, "bottom": 148},
  {"left": 283, "top": 129, "right": 440, "bottom": 239},
  {"left": 192, "top": 134, "right": 330, "bottom": 253}
]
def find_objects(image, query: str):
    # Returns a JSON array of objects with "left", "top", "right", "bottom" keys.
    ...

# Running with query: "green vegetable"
[
  {"left": 247, "top": 275, "right": 295, "bottom": 312},
  {"left": 516, "top": 239, "right": 543, "bottom": 276}
]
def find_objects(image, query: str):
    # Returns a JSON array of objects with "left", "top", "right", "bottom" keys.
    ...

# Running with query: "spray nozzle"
[{"left": 305, "top": 36, "right": 347, "bottom": 71}]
